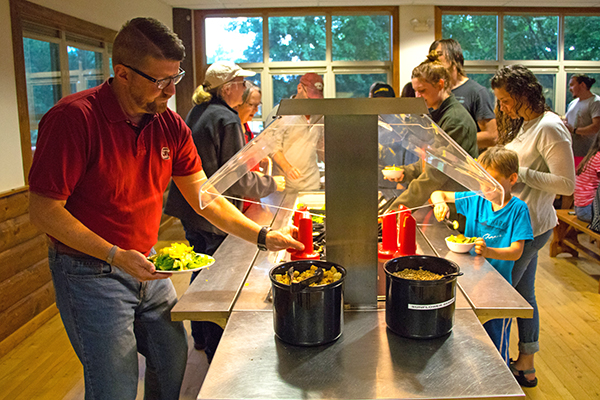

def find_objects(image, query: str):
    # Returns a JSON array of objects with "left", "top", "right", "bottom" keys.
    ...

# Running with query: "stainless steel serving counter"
[
  {"left": 199, "top": 310, "right": 523, "bottom": 400},
  {"left": 171, "top": 191, "right": 529, "bottom": 400}
]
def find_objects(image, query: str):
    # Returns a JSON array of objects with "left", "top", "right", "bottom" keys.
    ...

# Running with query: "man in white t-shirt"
[
  {"left": 564, "top": 74, "right": 600, "bottom": 168},
  {"left": 271, "top": 73, "right": 324, "bottom": 191}
]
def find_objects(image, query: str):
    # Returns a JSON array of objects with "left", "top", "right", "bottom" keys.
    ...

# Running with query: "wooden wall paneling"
[
  {"left": 0, "top": 280, "right": 55, "bottom": 343},
  {"left": 0, "top": 213, "right": 41, "bottom": 254},
  {"left": 0, "top": 234, "right": 48, "bottom": 282},
  {"left": 0, "top": 188, "right": 29, "bottom": 221},
  {"left": 0, "top": 304, "right": 58, "bottom": 359},
  {"left": 0, "top": 259, "right": 51, "bottom": 314},
  {"left": 173, "top": 8, "right": 195, "bottom": 120}
]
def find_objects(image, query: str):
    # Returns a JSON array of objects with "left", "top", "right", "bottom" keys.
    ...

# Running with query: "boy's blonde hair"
[{"left": 478, "top": 146, "right": 519, "bottom": 178}]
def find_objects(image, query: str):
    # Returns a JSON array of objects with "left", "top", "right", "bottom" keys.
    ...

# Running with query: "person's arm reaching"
[
  {"left": 172, "top": 171, "right": 303, "bottom": 251},
  {"left": 477, "top": 118, "right": 498, "bottom": 149}
]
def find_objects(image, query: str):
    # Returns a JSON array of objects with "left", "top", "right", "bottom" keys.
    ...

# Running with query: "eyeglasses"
[
  {"left": 122, "top": 64, "right": 185, "bottom": 90},
  {"left": 228, "top": 80, "right": 253, "bottom": 89},
  {"left": 245, "top": 101, "right": 261, "bottom": 110}
]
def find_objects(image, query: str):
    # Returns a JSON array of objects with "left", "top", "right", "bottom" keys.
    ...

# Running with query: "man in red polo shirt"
[{"left": 28, "top": 18, "right": 302, "bottom": 400}]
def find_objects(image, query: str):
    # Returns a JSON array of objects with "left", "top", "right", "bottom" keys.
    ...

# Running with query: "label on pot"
[{"left": 408, "top": 297, "right": 455, "bottom": 310}]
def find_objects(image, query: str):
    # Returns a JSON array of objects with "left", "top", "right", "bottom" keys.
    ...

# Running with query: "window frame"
[
  {"left": 10, "top": 0, "right": 116, "bottom": 183},
  {"left": 436, "top": 6, "right": 600, "bottom": 116},
  {"left": 190, "top": 7, "right": 399, "bottom": 125}
]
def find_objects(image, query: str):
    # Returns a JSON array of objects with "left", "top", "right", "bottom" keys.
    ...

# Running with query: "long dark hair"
[
  {"left": 577, "top": 133, "right": 600, "bottom": 175},
  {"left": 491, "top": 65, "right": 550, "bottom": 145}
]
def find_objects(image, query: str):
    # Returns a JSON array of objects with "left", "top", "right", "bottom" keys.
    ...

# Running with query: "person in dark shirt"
[
  {"left": 164, "top": 61, "right": 285, "bottom": 362},
  {"left": 387, "top": 52, "right": 478, "bottom": 210},
  {"left": 430, "top": 39, "right": 497, "bottom": 151}
]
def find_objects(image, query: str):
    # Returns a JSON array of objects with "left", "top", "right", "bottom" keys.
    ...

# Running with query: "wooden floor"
[{"left": 1, "top": 223, "right": 599, "bottom": 400}]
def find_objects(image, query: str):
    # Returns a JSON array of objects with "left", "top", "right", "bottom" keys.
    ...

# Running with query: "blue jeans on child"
[
  {"left": 484, "top": 318, "right": 512, "bottom": 363},
  {"left": 575, "top": 204, "right": 592, "bottom": 223},
  {"left": 49, "top": 247, "right": 188, "bottom": 400},
  {"left": 511, "top": 229, "right": 552, "bottom": 355}
]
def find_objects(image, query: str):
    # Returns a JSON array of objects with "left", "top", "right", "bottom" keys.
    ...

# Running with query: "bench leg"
[{"left": 550, "top": 223, "right": 579, "bottom": 257}]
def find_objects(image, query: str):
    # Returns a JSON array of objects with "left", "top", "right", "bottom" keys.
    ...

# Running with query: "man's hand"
[
  {"left": 273, "top": 176, "right": 286, "bottom": 191},
  {"left": 474, "top": 238, "right": 487, "bottom": 257},
  {"left": 112, "top": 248, "right": 172, "bottom": 281},
  {"left": 265, "top": 225, "right": 304, "bottom": 252}
]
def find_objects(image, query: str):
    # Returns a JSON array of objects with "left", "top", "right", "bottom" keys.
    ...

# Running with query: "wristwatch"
[{"left": 257, "top": 226, "right": 272, "bottom": 251}]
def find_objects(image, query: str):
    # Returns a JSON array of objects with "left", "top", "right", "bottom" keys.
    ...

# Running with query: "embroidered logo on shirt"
[{"left": 161, "top": 147, "right": 170, "bottom": 160}]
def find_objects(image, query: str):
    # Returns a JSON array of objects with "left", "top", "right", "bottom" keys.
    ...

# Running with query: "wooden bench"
[{"left": 550, "top": 209, "right": 600, "bottom": 292}]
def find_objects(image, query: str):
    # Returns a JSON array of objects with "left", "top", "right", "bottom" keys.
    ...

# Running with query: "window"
[
  {"left": 22, "top": 24, "right": 111, "bottom": 150},
  {"left": 199, "top": 8, "right": 397, "bottom": 127},
  {"left": 440, "top": 8, "right": 600, "bottom": 115},
  {"left": 11, "top": 0, "right": 117, "bottom": 181}
]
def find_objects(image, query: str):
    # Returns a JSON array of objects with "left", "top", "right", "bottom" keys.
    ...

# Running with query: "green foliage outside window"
[
  {"left": 269, "top": 16, "right": 326, "bottom": 62},
  {"left": 503, "top": 15, "right": 558, "bottom": 60},
  {"left": 564, "top": 16, "right": 600, "bottom": 61},
  {"left": 335, "top": 73, "right": 387, "bottom": 98},
  {"left": 332, "top": 15, "right": 390, "bottom": 61},
  {"left": 441, "top": 14, "right": 497, "bottom": 60}
]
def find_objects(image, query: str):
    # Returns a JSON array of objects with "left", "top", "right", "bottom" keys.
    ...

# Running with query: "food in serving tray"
[
  {"left": 275, "top": 265, "right": 342, "bottom": 286},
  {"left": 383, "top": 165, "right": 402, "bottom": 170},
  {"left": 392, "top": 267, "right": 443, "bottom": 281},
  {"left": 446, "top": 234, "right": 476, "bottom": 244},
  {"left": 148, "top": 243, "right": 214, "bottom": 271}
]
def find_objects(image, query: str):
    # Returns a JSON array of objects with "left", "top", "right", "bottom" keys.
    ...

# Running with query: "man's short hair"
[
  {"left": 477, "top": 146, "right": 519, "bottom": 178},
  {"left": 429, "top": 38, "right": 465, "bottom": 77},
  {"left": 112, "top": 17, "right": 185, "bottom": 68}
]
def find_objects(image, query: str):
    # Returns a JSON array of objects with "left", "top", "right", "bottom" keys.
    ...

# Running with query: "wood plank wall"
[{"left": 0, "top": 187, "right": 55, "bottom": 357}]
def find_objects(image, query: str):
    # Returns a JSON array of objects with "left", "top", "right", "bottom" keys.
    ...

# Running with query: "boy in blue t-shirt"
[{"left": 430, "top": 146, "right": 534, "bottom": 363}]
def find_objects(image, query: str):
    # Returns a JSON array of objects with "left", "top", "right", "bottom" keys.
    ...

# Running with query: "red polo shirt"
[{"left": 29, "top": 80, "right": 202, "bottom": 254}]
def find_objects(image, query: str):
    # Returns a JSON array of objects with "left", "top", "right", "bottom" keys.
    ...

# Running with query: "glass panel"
[
  {"left": 565, "top": 16, "right": 600, "bottom": 61},
  {"left": 503, "top": 15, "right": 558, "bottom": 61},
  {"left": 534, "top": 74, "right": 556, "bottom": 111},
  {"left": 268, "top": 16, "right": 326, "bottom": 62},
  {"left": 335, "top": 73, "right": 387, "bottom": 98},
  {"left": 68, "top": 46, "right": 103, "bottom": 93},
  {"left": 199, "top": 112, "right": 505, "bottom": 209},
  {"left": 566, "top": 73, "right": 600, "bottom": 107},
  {"left": 23, "top": 38, "right": 62, "bottom": 149},
  {"left": 205, "top": 17, "right": 263, "bottom": 64},
  {"left": 441, "top": 14, "right": 498, "bottom": 61},
  {"left": 332, "top": 15, "right": 390, "bottom": 61}
]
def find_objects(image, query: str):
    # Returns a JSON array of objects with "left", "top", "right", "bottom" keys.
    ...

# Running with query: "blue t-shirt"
[{"left": 455, "top": 192, "right": 534, "bottom": 283}]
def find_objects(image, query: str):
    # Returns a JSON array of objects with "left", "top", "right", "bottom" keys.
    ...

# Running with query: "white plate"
[{"left": 152, "top": 255, "right": 215, "bottom": 274}]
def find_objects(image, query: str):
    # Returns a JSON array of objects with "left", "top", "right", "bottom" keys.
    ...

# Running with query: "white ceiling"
[{"left": 160, "top": 0, "right": 600, "bottom": 9}]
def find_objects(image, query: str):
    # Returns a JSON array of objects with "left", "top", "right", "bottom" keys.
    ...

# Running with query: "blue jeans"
[
  {"left": 575, "top": 204, "right": 592, "bottom": 223},
  {"left": 180, "top": 222, "right": 226, "bottom": 362},
  {"left": 511, "top": 229, "right": 552, "bottom": 355},
  {"left": 49, "top": 247, "right": 188, "bottom": 400}
]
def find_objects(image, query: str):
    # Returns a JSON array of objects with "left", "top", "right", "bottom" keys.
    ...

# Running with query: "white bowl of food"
[
  {"left": 382, "top": 166, "right": 403, "bottom": 180},
  {"left": 445, "top": 235, "right": 476, "bottom": 253}
]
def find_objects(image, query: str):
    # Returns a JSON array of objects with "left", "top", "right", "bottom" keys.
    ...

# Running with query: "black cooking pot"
[
  {"left": 384, "top": 255, "right": 460, "bottom": 339},
  {"left": 269, "top": 260, "right": 346, "bottom": 346}
]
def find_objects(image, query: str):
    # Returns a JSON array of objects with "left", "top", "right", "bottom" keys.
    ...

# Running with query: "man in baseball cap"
[
  {"left": 369, "top": 82, "right": 396, "bottom": 98},
  {"left": 298, "top": 72, "right": 324, "bottom": 99},
  {"left": 203, "top": 60, "right": 255, "bottom": 90}
]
